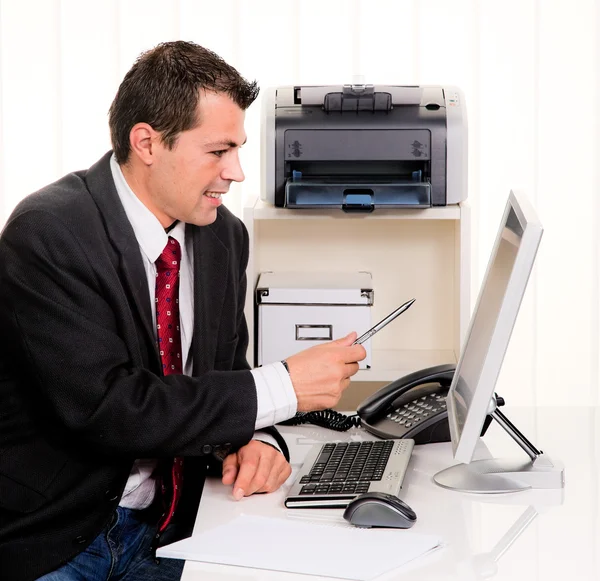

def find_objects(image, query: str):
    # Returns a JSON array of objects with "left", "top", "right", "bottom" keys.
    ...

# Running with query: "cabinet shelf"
[{"left": 243, "top": 196, "right": 470, "bottom": 384}]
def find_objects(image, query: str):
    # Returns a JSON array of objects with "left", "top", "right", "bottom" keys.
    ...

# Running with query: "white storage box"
[{"left": 256, "top": 271, "right": 373, "bottom": 369}]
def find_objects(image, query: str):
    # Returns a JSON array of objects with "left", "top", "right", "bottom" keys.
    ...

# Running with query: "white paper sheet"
[{"left": 157, "top": 513, "right": 442, "bottom": 580}]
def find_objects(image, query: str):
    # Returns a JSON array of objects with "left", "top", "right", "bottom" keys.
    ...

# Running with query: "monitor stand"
[{"left": 433, "top": 408, "right": 565, "bottom": 493}]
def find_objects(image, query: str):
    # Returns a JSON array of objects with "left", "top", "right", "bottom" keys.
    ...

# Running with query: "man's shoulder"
[
  {"left": 7, "top": 153, "right": 111, "bottom": 226},
  {"left": 17, "top": 172, "right": 89, "bottom": 213}
]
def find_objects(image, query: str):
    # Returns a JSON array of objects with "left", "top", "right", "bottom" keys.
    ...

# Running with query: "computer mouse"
[{"left": 343, "top": 492, "right": 417, "bottom": 529}]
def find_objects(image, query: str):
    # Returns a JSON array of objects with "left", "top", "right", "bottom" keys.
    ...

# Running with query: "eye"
[{"left": 212, "top": 149, "right": 228, "bottom": 158}]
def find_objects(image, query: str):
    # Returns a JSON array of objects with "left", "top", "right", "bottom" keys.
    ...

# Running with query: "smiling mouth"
[{"left": 204, "top": 192, "right": 223, "bottom": 199}]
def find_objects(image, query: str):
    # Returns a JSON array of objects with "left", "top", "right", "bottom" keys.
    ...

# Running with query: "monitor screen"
[{"left": 446, "top": 190, "right": 543, "bottom": 465}]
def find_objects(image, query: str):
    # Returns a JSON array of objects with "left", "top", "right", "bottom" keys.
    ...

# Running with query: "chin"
[{"left": 192, "top": 209, "right": 218, "bottom": 227}]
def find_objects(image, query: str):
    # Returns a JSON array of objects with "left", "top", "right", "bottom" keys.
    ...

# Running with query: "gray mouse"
[{"left": 343, "top": 492, "right": 417, "bottom": 529}]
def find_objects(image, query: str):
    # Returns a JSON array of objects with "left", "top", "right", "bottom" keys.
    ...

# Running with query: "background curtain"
[{"left": 0, "top": 0, "right": 597, "bottom": 406}]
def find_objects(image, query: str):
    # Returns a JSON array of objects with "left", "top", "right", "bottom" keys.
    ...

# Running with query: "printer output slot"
[
  {"left": 284, "top": 159, "right": 431, "bottom": 210},
  {"left": 285, "top": 179, "right": 431, "bottom": 210}
]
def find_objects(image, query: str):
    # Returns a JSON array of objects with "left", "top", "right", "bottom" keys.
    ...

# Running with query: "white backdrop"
[{"left": 0, "top": 0, "right": 598, "bottom": 406}]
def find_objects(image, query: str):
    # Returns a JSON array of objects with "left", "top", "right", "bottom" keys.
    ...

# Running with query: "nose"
[{"left": 221, "top": 150, "right": 245, "bottom": 183}]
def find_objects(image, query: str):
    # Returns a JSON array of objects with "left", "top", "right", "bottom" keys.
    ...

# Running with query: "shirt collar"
[{"left": 110, "top": 154, "right": 185, "bottom": 262}]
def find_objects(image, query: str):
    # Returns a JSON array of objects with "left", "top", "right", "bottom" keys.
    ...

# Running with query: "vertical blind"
[{"left": 0, "top": 0, "right": 598, "bottom": 406}]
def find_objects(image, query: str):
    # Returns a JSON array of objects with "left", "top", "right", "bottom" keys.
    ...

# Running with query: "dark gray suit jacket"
[{"left": 0, "top": 152, "right": 268, "bottom": 580}]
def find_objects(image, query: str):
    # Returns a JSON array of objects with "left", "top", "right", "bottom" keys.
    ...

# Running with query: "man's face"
[{"left": 147, "top": 91, "right": 247, "bottom": 227}]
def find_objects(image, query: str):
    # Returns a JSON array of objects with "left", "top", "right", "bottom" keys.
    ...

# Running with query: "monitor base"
[{"left": 433, "top": 454, "right": 565, "bottom": 494}]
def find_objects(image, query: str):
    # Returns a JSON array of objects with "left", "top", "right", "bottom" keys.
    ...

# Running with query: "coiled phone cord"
[{"left": 279, "top": 409, "right": 362, "bottom": 432}]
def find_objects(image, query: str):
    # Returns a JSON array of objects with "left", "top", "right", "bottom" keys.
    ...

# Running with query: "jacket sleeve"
[{"left": 0, "top": 209, "right": 257, "bottom": 458}]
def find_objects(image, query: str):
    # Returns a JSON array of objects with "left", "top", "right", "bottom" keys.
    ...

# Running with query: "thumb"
[
  {"left": 332, "top": 331, "right": 358, "bottom": 346},
  {"left": 221, "top": 454, "right": 239, "bottom": 485}
]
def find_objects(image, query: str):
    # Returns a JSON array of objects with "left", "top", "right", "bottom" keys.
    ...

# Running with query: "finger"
[
  {"left": 257, "top": 458, "right": 292, "bottom": 494},
  {"left": 340, "top": 344, "right": 367, "bottom": 363},
  {"left": 256, "top": 456, "right": 290, "bottom": 493},
  {"left": 246, "top": 449, "right": 280, "bottom": 495},
  {"left": 344, "top": 362, "right": 360, "bottom": 378},
  {"left": 331, "top": 331, "right": 358, "bottom": 346},
  {"left": 276, "top": 461, "right": 293, "bottom": 488},
  {"left": 282, "top": 461, "right": 293, "bottom": 482},
  {"left": 244, "top": 446, "right": 286, "bottom": 496},
  {"left": 233, "top": 451, "right": 269, "bottom": 499},
  {"left": 221, "top": 453, "right": 239, "bottom": 485}
]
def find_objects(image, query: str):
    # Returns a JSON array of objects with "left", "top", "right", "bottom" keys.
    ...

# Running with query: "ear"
[{"left": 129, "top": 122, "right": 157, "bottom": 166}]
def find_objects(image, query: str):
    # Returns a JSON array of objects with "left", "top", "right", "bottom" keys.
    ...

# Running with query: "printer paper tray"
[{"left": 285, "top": 179, "right": 431, "bottom": 210}]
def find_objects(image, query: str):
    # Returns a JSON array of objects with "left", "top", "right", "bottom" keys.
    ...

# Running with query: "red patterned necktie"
[{"left": 155, "top": 236, "right": 184, "bottom": 533}]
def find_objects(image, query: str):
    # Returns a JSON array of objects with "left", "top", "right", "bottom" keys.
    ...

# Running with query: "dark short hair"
[{"left": 108, "top": 41, "right": 259, "bottom": 164}]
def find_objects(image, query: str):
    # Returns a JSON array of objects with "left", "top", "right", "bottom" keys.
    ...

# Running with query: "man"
[{"left": 0, "top": 41, "right": 365, "bottom": 581}]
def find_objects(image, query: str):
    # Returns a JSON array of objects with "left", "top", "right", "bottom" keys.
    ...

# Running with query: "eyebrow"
[{"left": 204, "top": 138, "right": 247, "bottom": 149}]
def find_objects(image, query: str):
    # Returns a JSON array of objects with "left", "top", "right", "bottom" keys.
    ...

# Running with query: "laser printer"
[{"left": 261, "top": 84, "right": 467, "bottom": 211}]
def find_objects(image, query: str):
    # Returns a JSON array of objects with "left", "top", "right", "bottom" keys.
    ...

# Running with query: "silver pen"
[{"left": 353, "top": 298, "right": 416, "bottom": 345}]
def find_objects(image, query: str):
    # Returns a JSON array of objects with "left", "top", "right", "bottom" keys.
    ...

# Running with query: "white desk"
[{"left": 163, "top": 406, "right": 599, "bottom": 581}]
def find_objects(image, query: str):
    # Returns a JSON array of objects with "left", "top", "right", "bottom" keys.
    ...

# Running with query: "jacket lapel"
[
  {"left": 84, "top": 153, "right": 158, "bottom": 361},
  {"left": 190, "top": 220, "right": 228, "bottom": 375},
  {"left": 84, "top": 152, "right": 230, "bottom": 376}
]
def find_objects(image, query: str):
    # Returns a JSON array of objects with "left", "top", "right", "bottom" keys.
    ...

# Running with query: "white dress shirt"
[{"left": 109, "top": 155, "right": 297, "bottom": 508}]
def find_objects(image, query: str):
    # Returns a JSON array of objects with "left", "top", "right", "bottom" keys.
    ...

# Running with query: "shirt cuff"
[
  {"left": 252, "top": 431, "right": 281, "bottom": 453},
  {"left": 251, "top": 362, "right": 297, "bottom": 430}
]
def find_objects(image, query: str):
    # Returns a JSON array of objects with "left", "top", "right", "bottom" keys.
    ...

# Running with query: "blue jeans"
[{"left": 36, "top": 507, "right": 184, "bottom": 581}]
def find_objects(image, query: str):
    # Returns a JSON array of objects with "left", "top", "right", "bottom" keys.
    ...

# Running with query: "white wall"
[{"left": 0, "top": 0, "right": 598, "bottom": 406}]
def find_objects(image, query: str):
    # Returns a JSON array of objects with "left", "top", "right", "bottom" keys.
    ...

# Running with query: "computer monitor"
[{"left": 433, "top": 190, "right": 564, "bottom": 493}]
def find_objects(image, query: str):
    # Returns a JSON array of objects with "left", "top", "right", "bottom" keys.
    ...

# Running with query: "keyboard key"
[{"left": 300, "top": 485, "right": 316, "bottom": 494}]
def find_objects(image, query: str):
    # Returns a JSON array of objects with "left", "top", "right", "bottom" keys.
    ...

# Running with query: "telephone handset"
[
  {"left": 357, "top": 364, "right": 456, "bottom": 444},
  {"left": 357, "top": 363, "right": 496, "bottom": 444}
]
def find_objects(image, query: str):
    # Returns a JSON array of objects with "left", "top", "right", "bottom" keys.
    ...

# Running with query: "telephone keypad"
[{"left": 386, "top": 392, "right": 447, "bottom": 428}]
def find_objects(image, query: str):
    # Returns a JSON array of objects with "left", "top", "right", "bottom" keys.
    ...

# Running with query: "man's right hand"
[{"left": 285, "top": 332, "right": 366, "bottom": 412}]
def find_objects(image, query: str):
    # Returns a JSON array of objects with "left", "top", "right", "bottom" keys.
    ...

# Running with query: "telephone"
[
  {"left": 280, "top": 363, "right": 496, "bottom": 444},
  {"left": 357, "top": 363, "right": 495, "bottom": 444}
]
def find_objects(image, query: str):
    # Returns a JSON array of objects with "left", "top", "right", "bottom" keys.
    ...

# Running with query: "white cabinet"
[{"left": 243, "top": 198, "right": 470, "bottom": 383}]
